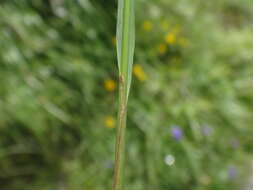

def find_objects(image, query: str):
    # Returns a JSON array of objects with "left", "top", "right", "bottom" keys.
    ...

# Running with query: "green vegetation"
[
  {"left": 0, "top": 0, "right": 253, "bottom": 189},
  {"left": 113, "top": 0, "right": 135, "bottom": 190}
]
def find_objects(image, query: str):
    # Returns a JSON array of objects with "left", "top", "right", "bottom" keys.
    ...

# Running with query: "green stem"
[
  {"left": 113, "top": 0, "right": 135, "bottom": 189},
  {"left": 113, "top": 75, "right": 127, "bottom": 190}
]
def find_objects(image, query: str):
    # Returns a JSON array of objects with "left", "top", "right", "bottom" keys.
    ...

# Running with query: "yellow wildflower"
[
  {"left": 104, "top": 79, "right": 117, "bottom": 92},
  {"left": 158, "top": 43, "right": 167, "bottom": 55},
  {"left": 165, "top": 32, "right": 176, "bottom": 44},
  {"left": 133, "top": 64, "right": 147, "bottom": 81},
  {"left": 112, "top": 36, "right": 116, "bottom": 46},
  {"left": 142, "top": 21, "right": 153, "bottom": 31},
  {"left": 105, "top": 116, "right": 116, "bottom": 129}
]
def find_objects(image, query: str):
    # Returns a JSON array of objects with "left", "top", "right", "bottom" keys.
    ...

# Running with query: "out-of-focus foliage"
[{"left": 0, "top": 0, "right": 253, "bottom": 189}]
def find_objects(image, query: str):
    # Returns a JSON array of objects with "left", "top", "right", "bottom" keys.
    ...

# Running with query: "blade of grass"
[
  {"left": 113, "top": 0, "right": 135, "bottom": 190},
  {"left": 116, "top": 0, "right": 135, "bottom": 99}
]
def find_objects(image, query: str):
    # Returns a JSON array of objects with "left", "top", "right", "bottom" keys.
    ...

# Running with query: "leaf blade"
[{"left": 116, "top": 0, "right": 135, "bottom": 99}]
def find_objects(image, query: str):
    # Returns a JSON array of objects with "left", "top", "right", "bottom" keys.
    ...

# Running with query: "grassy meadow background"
[{"left": 1, "top": 0, "right": 253, "bottom": 189}]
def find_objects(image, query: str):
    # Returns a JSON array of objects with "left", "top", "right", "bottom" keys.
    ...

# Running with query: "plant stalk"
[
  {"left": 113, "top": 0, "right": 135, "bottom": 189},
  {"left": 113, "top": 75, "right": 127, "bottom": 190}
]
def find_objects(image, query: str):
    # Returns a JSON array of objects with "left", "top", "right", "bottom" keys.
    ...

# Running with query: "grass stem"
[{"left": 113, "top": 0, "right": 135, "bottom": 189}]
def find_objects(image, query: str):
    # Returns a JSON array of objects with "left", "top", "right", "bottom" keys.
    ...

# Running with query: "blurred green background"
[{"left": 1, "top": 0, "right": 253, "bottom": 189}]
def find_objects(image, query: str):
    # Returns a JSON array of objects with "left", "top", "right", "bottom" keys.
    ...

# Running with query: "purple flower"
[
  {"left": 171, "top": 126, "right": 183, "bottom": 141},
  {"left": 228, "top": 166, "right": 237, "bottom": 179},
  {"left": 201, "top": 126, "right": 212, "bottom": 136}
]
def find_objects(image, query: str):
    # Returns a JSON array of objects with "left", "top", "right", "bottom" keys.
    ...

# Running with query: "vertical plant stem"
[
  {"left": 113, "top": 77, "right": 127, "bottom": 190},
  {"left": 113, "top": 0, "right": 135, "bottom": 189}
]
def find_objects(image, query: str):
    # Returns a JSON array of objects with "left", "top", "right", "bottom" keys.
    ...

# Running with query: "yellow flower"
[
  {"left": 105, "top": 116, "right": 116, "bottom": 129},
  {"left": 112, "top": 36, "right": 116, "bottom": 46},
  {"left": 133, "top": 64, "right": 147, "bottom": 81},
  {"left": 142, "top": 21, "right": 153, "bottom": 31},
  {"left": 158, "top": 43, "right": 167, "bottom": 55},
  {"left": 165, "top": 32, "right": 176, "bottom": 44},
  {"left": 104, "top": 79, "right": 117, "bottom": 92}
]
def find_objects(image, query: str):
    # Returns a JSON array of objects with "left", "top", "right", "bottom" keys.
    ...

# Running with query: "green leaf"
[{"left": 116, "top": 0, "right": 135, "bottom": 99}]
